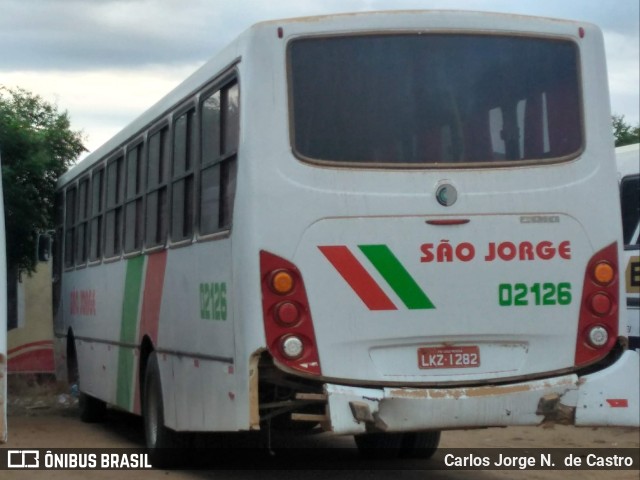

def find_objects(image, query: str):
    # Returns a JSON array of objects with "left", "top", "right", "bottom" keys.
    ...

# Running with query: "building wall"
[{"left": 7, "top": 262, "right": 54, "bottom": 374}]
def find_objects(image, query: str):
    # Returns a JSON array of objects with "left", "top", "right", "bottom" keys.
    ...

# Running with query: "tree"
[
  {"left": 0, "top": 86, "right": 86, "bottom": 275},
  {"left": 612, "top": 113, "right": 640, "bottom": 147}
]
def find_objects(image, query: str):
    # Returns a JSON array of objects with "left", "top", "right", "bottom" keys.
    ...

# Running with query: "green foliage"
[
  {"left": 0, "top": 86, "right": 86, "bottom": 274},
  {"left": 612, "top": 114, "right": 640, "bottom": 147}
]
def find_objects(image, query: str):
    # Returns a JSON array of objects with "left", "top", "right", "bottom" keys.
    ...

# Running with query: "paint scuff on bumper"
[{"left": 323, "top": 351, "right": 639, "bottom": 434}]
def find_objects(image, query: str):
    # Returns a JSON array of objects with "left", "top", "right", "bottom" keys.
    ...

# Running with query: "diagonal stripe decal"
[
  {"left": 318, "top": 245, "right": 397, "bottom": 311},
  {"left": 117, "top": 252, "right": 169, "bottom": 414},
  {"left": 359, "top": 244, "right": 435, "bottom": 310},
  {"left": 319, "top": 244, "right": 435, "bottom": 311},
  {"left": 133, "top": 250, "right": 168, "bottom": 414},
  {"left": 116, "top": 255, "right": 145, "bottom": 410}
]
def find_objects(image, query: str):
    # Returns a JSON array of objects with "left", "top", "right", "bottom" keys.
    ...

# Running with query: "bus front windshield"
[{"left": 289, "top": 34, "right": 582, "bottom": 167}]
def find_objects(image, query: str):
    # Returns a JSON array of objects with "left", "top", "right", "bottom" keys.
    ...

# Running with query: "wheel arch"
[
  {"left": 138, "top": 335, "right": 155, "bottom": 407},
  {"left": 138, "top": 335, "right": 155, "bottom": 392}
]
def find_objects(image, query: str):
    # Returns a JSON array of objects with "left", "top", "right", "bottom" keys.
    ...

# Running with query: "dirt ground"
[{"left": 2, "top": 377, "right": 639, "bottom": 479}]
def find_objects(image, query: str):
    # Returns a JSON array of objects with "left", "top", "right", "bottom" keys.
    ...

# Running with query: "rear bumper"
[{"left": 324, "top": 350, "right": 640, "bottom": 434}]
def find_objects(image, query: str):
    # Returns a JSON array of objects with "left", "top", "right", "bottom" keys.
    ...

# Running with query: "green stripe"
[
  {"left": 359, "top": 245, "right": 435, "bottom": 310},
  {"left": 116, "top": 256, "right": 145, "bottom": 409}
]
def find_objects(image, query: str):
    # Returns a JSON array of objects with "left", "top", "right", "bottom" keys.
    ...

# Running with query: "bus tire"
[
  {"left": 79, "top": 392, "right": 106, "bottom": 423},
  {"left": 143, "top": 352, "right": 178, "bottom": 467},
  {"left": 399, "top": 431, "right": 441, "bottom": 459}
]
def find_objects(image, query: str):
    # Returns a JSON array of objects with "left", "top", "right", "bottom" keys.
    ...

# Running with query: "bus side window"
[
  {"left": 104, "top": 155, "right": 124, "bottom": 258},
  {"left": 89, "top": 167, "right": 104, "bottom": 261},
  {"left": 621, "top": 174, "right": 640, "bottom": 247},
  {"left": 124, "top": 143, "right": 144, "bottom": 252},
  {"left": 146, "top": 127, "right": 170, "bottom": 247},
  {"left": 220, "top": 82, "right": 239, "bottom": 229},
  {"left": 199, "top": 79, "right": 239, "bottom": 235},
  {"left": 171, "top": 109, "right": 196, "bottom": 242},
  {"left": 64, "top": 186, "right": 76, "bottom": 268},
  {"left": 75, "top": 177, "right": 90, "bottom": 265},
  {"left": 200, "top": 90, "right": 221, "bottom": 234}
]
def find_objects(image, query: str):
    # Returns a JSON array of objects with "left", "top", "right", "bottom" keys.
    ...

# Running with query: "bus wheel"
[
  {"left": 143, "top": 352, "right": 177, "bottom": 467},
  {"left": 399, "top": 431, "right": 441, "bottom": 459},
  {"left": 79, "top": 392, "right": 106, "bottom": 423}
]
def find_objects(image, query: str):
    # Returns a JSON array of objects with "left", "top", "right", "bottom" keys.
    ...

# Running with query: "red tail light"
[
  {"left": 260, "top": 251, "right": 321, "bottom": 375},
  {"left": 575, "top": 243, "right": 619, "bottom": 367}
]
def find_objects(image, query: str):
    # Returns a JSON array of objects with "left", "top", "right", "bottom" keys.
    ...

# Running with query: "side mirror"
[{"left": 37, "top": 232, "right": 53, "bottom": 262}]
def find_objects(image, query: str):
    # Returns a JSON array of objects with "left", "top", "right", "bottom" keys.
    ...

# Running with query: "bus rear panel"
[{"left": 249, "top": 12, "right": 638, "bottom": 433}]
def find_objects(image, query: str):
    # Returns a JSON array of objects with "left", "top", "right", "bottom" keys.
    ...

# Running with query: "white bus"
[
  {"left": 617, "top": 144, "right": 639, "bottom": 351},
  {"left": 54, "top": 11, "right": 639, "bottom": 460},
  {"left": 0, "top": 155, "right": 7, "bottom": 443}
]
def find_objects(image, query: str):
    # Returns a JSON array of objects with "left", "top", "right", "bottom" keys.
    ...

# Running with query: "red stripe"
[
  {"left": 319, "top": 246, "right": 396, "bottom": 311},
  {"left": 139, "top": 251, "right": 167, "bottom": 345},
  {"left": 606, "top": 399, "right": 628, "bottom": 408},
  {"left": 8, "top": 340, "right": 54, "bottom": 355},
  {"left": 133, "top": 251, "right": 168, "bottom": 414},
  {"left": 8, "top": 348, "right": 55, "bottom": 373}
]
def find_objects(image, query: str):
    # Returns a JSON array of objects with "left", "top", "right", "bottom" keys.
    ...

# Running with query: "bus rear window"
[
  {"left": 620, "top": 174, "right": 640, "bottom": 247},
  {"left": 289, "top": 34, "right": 582, "bottom": 167}
]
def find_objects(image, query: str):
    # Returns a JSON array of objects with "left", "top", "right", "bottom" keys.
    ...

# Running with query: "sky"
[{"left": 2, "top": 0, "right": 638, "bottom": 160}]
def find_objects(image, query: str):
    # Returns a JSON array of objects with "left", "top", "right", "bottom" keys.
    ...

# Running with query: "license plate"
[{"left": 418, "top": 346, "right": 480, "bottom": 369}]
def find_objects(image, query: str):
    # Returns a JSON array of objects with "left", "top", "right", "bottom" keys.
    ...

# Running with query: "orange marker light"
[
  {"left": 271, "top": 270, "right": 294, "bottom": 295},
  {"left": 593, "top": 262, "right": 614, "bottom": 285}
]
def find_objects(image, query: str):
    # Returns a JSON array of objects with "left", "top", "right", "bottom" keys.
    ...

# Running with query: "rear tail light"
[
  {"left": 260, "top": 251, "right": 321, "bottom": 375},
  {"left": 274, "top": 301, "right": 301, "bottom": 326},
  {"left": 575, "top": 243, "right": 619, "bottom": 367},
  {"left": 588, "top": 293, "right": 612, "bottom": 316}
]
